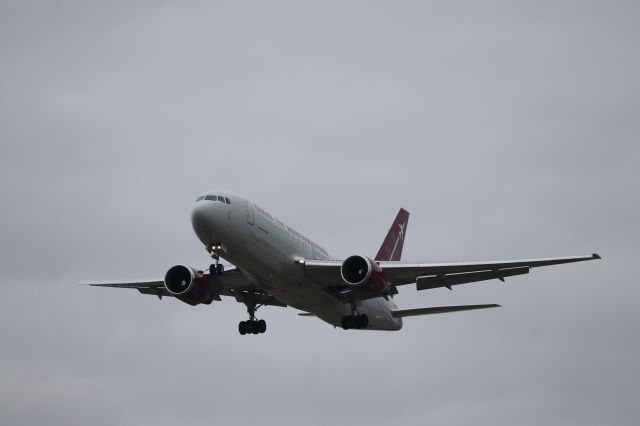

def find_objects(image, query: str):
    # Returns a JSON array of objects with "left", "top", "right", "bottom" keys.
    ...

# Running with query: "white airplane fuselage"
[{"left": 191, "top": 191, "right": 402, "bottom": 330}]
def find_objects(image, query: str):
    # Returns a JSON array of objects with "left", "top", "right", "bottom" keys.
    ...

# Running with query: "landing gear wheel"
[
  {"left": 238, "top": 319, "right": 267, "bottom": 335},
  {"left": 341, "top": 315, "right": 356, "bottom": 330},
  {"left": 210, "top": 249, "right": 223, "bottom": 275},
  {"left": 358, "top": 314, "right": 369, "bottom": 329},
  {"left": 238, "top": 290, "right": 269, "bottom": 335},
  {"left": 341, "top": 314, "right": 368, "bottom": 330}
]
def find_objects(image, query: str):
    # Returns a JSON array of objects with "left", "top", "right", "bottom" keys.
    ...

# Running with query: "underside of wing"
[
  {"left": 381, "top": 253, "right": 601, "bottom": 290},
  {"left": 302, "top": 253, "right": 601, "bottom": 295},
  {"left": 85, "top": 267, "right": 287, "bottom": 307},
  {"left": 87, "top": 279, "right": 171, "bottom": 297},
  {"left": 392, "top": 304, "right": 501, "bottom": 317}
]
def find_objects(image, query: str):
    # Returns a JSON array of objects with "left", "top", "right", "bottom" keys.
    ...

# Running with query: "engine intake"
[
  {"left": 341, "top": 255, "right": 387, "bottom": 295},
  {"left": 164, "top": 265, "right": 214, "bottom": 306}
]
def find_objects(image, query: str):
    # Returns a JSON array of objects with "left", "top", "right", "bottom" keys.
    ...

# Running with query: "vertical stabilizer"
[{"left": 375, "top": 208, "right": 409, "bottom": 261}]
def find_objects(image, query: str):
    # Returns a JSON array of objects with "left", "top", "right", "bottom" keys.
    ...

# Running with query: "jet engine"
[
  {"left": 340, "top": 255, "right": 388, "bottom": 295},
  {"left": 164, "top": 265, "right": 215, "bottom": 306}
]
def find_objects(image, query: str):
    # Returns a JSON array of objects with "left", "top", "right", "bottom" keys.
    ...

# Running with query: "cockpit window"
[
  {"left": 196, "top": 196, "right": 205, "bottom": 202},
  {"left": 205, "top": 195, "right": 217, "bottom": 201},
  {"left": 224, "top": 197, "right": 231, "bottom": 204},
  {"left": 217, "top": 196, "right": 225, "bottom": 202}
]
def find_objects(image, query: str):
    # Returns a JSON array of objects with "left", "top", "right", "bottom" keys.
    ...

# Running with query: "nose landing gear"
[{"left": 207, "top": 243, "right": 225, "bottom": 275}]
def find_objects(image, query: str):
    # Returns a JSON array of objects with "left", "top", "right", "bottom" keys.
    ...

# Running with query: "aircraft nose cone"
[
  {"left": 191, "top": 202, "right": 209, "bottom": 230},
  {"left": 191, "top": 201, "right": 220, "bottom": 241},
  {"left": 191, "top": 200, "right": 224, "bottom": 244},
  {"left": 191, "top": 201, "right": 212, "bottom": 226}
]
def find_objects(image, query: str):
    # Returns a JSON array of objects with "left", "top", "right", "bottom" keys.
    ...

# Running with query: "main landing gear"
[
  {"left": 239, "top": 319, "right": 266, "bottom": 335},
  {"left": 341, "top": 314, "right": 369, "bottom": 330},
  {"left": 341, "top": 300, "right": 369, "bottom": 330},
  {"left": 238, "top": 290, "right": 267, "bottom": 336}
]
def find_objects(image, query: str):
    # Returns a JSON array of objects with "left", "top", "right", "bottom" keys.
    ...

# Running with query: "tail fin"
[{"left": 375, "top": 208, "right": 409, "bottom": 261}]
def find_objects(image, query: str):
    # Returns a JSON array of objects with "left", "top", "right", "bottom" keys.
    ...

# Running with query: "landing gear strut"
[
  {"left": 238, "top": 290, "right": 267, "bottom": 335},
  {"left": 341, "top": 300, "right": 369, "bottom": 330},
  {"left": 210, "top": 256, "right": 224, "bottom": 275},
  {"left": 207, "top": 243, "right": 224, "bottom": 275}
]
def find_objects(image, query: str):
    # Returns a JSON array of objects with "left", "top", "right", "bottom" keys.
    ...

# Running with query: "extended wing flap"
[
  {"left": 416, "top": 267, "right": 530, "bottom": 290},
  {"left": 302, "top": 254, "right": 600, "bottom": 293},
  {"left": 381, "top": 253, "right": 600, "bottom": 286},
  {"left": 392, "top": 304, "right": 501, "bottom": 317},
  {"left": 137, "top": 287, "right": 171, "bottom": 297}
]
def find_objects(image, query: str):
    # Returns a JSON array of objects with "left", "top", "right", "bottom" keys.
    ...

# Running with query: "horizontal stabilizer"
[{"left": 391, "top": 304, "right": 501, "bottom": 318}]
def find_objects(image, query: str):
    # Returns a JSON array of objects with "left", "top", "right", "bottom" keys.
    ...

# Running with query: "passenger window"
[
  {"left": 196, "top": 196, "right": 205, "bottom": 202},
  {"left": 224, "top": 197, "right": 231, "bottom": 204},
  {"left": 217, "top": 196, "right": 225, "bottom": 202},
  {"left": 205, "top": 195, "right": 217, "bottom": 201}
]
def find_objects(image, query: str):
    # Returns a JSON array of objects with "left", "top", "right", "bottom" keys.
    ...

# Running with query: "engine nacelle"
[
  {"left": 164, "top": 265, "right": 214, "bottom": 306},
  {"left": 340, "top": 255, "right": 388, "bottom": 296}
]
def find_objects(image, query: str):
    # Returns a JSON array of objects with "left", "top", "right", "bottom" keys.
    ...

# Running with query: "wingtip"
[{"left": 592, "top": 253, "right": 602, "bottom": 260}]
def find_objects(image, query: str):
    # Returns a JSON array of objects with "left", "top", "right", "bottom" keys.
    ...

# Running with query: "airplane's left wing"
[
  {"left": 86, "top": 267, "right": 287, "bottom": 307},
  {"left": 380, "top": 253, "right": 601, "bottom": 289},
  {"left": 303, "top": 253, "right": 601, "bottom": 294}
]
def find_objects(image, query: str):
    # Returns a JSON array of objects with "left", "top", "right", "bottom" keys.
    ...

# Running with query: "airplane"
[{"left": 88, "top": 191, "right": 601, "bottom": 335}]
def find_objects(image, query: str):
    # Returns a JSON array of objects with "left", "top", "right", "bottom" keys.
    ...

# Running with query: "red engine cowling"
[
  {"left": 164, "top": 265, "right": 215, "bottom": 306},
  {"left": 340, "top": 255, "right": 388, "bottom": 295}
]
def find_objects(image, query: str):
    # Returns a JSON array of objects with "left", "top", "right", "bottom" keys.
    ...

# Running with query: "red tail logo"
[{"left": 375, "top": 208, "right": 409, "bottom": 261}]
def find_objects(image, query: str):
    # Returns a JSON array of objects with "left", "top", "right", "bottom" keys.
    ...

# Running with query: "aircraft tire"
[
  {"left": 238, "top": 321, "right": 247, "bottom": 335},
  {"left": 359, "top": 314, "right": 369, "bottom": 329},
  {"left": 258, "top": 319, "right": 266, "bottom": 334},
  {"left": 251, "top": 321, "right": 260, "bottom": 334},
  {"left": 342, "top": 315, "right": 356, "bottom": 330}
]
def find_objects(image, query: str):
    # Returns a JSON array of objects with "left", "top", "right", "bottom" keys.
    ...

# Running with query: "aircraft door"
[{"left": 246, "top": 201, "right": 254, "bottom": 225}]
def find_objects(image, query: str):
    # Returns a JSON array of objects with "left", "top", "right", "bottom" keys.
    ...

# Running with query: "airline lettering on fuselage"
[{"left": 252, "top": 202, "right": 329, "bottom": 256}]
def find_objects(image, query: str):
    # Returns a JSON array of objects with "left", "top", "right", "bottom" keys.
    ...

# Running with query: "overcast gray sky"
[{"left": 1, "top": 1, "right": 639, "bottom": 425}]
